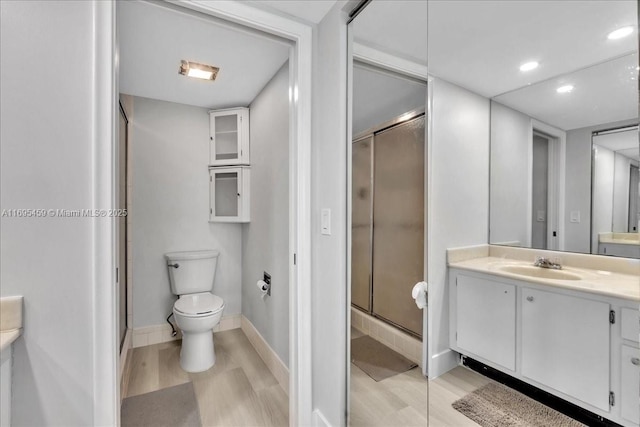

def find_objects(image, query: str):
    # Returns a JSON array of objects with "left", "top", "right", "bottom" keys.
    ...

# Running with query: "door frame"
[
  {"left": 93, "top": 1, "right": 313, "bottom": 425},
  {"left": 531, "top": 119, "right": 566, "bottom": 251}
]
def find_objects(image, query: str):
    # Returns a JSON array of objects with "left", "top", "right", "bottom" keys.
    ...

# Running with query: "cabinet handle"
[
  {"left": 632, "top": 358, "right": 640, "bottom": 366},
  {"left": 526, "top": 296, "right": 534, "bottom": 302}
]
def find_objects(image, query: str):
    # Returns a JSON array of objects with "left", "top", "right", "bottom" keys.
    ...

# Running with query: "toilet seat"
[{"left": 174, "top": 293, "right": 224, "bottom": 317}]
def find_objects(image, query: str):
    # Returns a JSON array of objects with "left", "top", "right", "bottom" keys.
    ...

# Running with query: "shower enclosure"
[{"left": 351, "top": 110, "right": 425, "bottom": 337}]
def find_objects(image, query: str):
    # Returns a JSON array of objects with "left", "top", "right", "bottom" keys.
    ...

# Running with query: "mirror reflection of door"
[
  {"left": 348, "top": 2, "right": 429, "bottom": 425},
  {"left": 629, "top": 165, "right": 639, "bottom": 232},
  {"left": 531, "top": 134, "right": 549, "bottom": 249}
]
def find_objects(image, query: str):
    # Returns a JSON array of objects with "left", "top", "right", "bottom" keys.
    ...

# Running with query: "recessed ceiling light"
[
  {"left": 519, "top": 61, "right": 539, "bottom": 72},
  {"left": 607, "top": 26, "right": 633, "bottom": 40},
  {"left": 179, "top": 60, "right": 219, "bottom": 81},
  {"left": 556, "top": 85, "right": 574, "bottom": 94}
]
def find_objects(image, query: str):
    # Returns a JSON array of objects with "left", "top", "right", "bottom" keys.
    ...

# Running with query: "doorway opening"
[{"left": 110, "top": 1, "right": 313, "bottom": 425}]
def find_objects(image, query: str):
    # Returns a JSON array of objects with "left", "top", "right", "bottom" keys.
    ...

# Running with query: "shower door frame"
[{"left": 351, "top": 109, "right": 426, "bottom": 338}]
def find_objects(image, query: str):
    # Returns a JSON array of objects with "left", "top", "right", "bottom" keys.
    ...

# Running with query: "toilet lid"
[{"left": 174, "top": 293, "right": 224, "bottom": 316}]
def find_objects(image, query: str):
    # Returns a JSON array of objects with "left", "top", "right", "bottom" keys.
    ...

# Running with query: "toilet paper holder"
[{"left": 257, "top": 272, "right": 271, "bottom": 296}]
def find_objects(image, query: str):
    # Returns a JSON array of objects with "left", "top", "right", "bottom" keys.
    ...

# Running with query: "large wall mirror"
[
  {"left": 481, "top": 1, "right": 639, "bottom": 257},
  {"left": 347, "top": 1, "right": 638, "bottom": 426},
  {"left": 347, "top": 1, "right": 429, "bottom": 425}
]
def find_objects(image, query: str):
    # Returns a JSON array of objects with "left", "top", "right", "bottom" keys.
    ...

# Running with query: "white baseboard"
[
  {"left": 240, "top": 315, "right": 289, "bottom": 396},
  {"left": 351, "top": 307, "right": 422, "bottom": 366},
  {"left": 313, "top": 409, "right": 332, "bottom": 427},
  {"left": 429, "top": 348, "right": 459, "bottom": 379},
  {"left": 132, "top": 314, "right": 241, "bottom": 348}
]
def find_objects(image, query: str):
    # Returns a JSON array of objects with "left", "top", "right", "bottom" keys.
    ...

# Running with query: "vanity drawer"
[{"left": 621, "top": 308, "right": 639, "bottom": 343}]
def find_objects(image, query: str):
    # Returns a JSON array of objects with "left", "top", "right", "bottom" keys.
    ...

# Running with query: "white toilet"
[{"left": 165, "top": 250, "right": 225, "bottom": 373}]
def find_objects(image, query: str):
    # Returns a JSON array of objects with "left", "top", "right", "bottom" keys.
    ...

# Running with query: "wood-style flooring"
[
  {"left": 123, "top": 328, "right": 288, "bottom": 427},
  {"left": 349, "top": 328, "right": 489, "bottom": 427},
  {"left": 126, "top": 326, "right": 493, "bottom": 427}
]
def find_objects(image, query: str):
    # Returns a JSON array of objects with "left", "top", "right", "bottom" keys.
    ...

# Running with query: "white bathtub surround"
[
  {"left": 132, "top": 314, "right": 241, "bottom": 348},
  {"left": 351, "top": 307, "right": 422, "bottom": 366},
  {"left": 241, "top": 315, "right": 289, "bottom": 395},
  {"left": 447, "top": 244, "right": 640, "bottom": 300}
]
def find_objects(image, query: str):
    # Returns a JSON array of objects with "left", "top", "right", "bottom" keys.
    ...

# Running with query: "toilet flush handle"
[{"left": 168, "top": 263, "right": 179, "bottom": 269}]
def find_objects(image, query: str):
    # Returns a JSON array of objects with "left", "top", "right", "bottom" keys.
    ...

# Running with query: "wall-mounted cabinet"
[
  {"left": 209, "top": 166, "right": 250, "bottom": 223},
  {"left": 209, "top": 107, "right": 250, "bottom": 166}
]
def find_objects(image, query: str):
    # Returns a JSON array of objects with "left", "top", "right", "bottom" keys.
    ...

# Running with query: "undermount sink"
[{"left": 498, "top": 265, "right": 583, "bottom": 281}]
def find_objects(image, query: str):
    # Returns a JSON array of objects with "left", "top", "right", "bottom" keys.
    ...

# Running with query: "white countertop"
[
  {"left": 449, "top": 256, "right": 640, "bottom": 302},
  {"left": 0, "top": 329, "right": 21, "bottom": 353},
  {"left": 0, "top": 295, "right": 23, "bottom": 353}
]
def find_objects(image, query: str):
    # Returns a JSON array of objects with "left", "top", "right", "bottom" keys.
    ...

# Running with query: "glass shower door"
[{"left": 372, "top": 115, "right": 425, "bottom": 337}]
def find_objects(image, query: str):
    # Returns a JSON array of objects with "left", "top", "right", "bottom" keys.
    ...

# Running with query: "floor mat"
[
  {"left": 452, "top": 382, "right": 586, "bottom": 427},
  {"left": 121, "top": 382, "right": 201, "bottom": 427},
  {"left": 351, "top": 335, "right": 418, "bottom": 382}
]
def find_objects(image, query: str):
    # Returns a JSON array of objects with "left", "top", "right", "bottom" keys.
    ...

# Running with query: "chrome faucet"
[{"left": 534, "top": 256, "right": 562, "bottom": 270}]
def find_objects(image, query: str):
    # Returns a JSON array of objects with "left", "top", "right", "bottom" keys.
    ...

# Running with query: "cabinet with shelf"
[
  {"left": 209, "top": 166, "right": 250, "bottom": 223},
  {"left": 209, "top": 107, "right": 249, "bottom": 166}
]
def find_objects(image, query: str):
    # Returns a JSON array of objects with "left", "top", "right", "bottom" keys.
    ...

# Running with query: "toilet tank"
[{"left": 165, "top": 250, "right": 219, "bottom": 295}]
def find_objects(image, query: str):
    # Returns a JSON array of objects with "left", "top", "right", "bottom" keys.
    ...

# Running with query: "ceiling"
[
  {"left": 246, "top": 0, "right": 338, "bottom": 24},
  {"left": 353, "top": 0, "right": 638, "bottom": 130},
  {"left": 353, "top": 1, "right": 428, "bottom": 65},
  {"left": 118, "top": 1, "right": 290, "bottom": 109}
]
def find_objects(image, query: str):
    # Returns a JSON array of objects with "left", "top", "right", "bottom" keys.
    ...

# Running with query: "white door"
[
  {"left": 621, "top": 345, "right": 640, "bottom": 424},
  {"left": 456, "top": 274, "right": 516, "bottom": 371},
  {"left": 521, "top": 288, "right": 610, "bottom": 411}
]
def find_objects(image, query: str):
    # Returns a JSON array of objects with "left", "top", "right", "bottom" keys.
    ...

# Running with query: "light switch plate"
[
  {"left": 536, "top": 210, "right": 545, "bottom": 222},
  {"left": 321, "top": 208, "right": 331, "bottom": 235},
  {"left": 570, "top": 211, "right": 581, "bottom": 223}
]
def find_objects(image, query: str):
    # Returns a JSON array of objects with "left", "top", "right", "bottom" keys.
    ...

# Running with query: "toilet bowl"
[
  {"left": 173, "top": 292, "right": 224, "bottom": 372},
  {"left": 165, "top": 250, "right": 225, "bottom": 373}
]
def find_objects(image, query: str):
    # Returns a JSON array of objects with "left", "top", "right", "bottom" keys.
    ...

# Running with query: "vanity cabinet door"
[
  {"left": 455, "top": 274, "right": 516, "bottom": 371},
  {"left": 521, "top": 288, "right": 610, "bottom": 412},
  {"left": 621, "top": 345, "right": 640, "bottom": 424}
]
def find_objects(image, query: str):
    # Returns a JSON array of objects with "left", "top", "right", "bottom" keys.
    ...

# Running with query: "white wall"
[
  {"left": 564, "top": 119, "right": 637, "bottom": 253},
  {"left": 0, "top": 1, "right": 108, "bottom": 425},
  {"left": 312, "top": 3, "right": 349, "bottom": 426},
  {"left": 428, "top": 78, "right": 490, "bottom": 378},
  {"left": 130, "top": 96, "right": 242, "bottom": 328},
  {"left": 352, "top": 63, "right": 426, "bottom": 136},
  {"left": 242, "top": 62, "right": 289, "bottom": 366},
  {"left": 489, "top": 101, "right": 531, "bottom": 247}
]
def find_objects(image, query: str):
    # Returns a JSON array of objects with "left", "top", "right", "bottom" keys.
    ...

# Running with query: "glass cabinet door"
[
  {"left": 212, "top": 114, "right": 239, "bottom": 162},
  {"left": 209, "top": 166, "right": 250, "bottom": 223},
  {"left": 209, "top": 108, "right": 249, "bottom": 166},
  {"left": 213, "top": 170, "right": 239, "bottom": 218}
]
